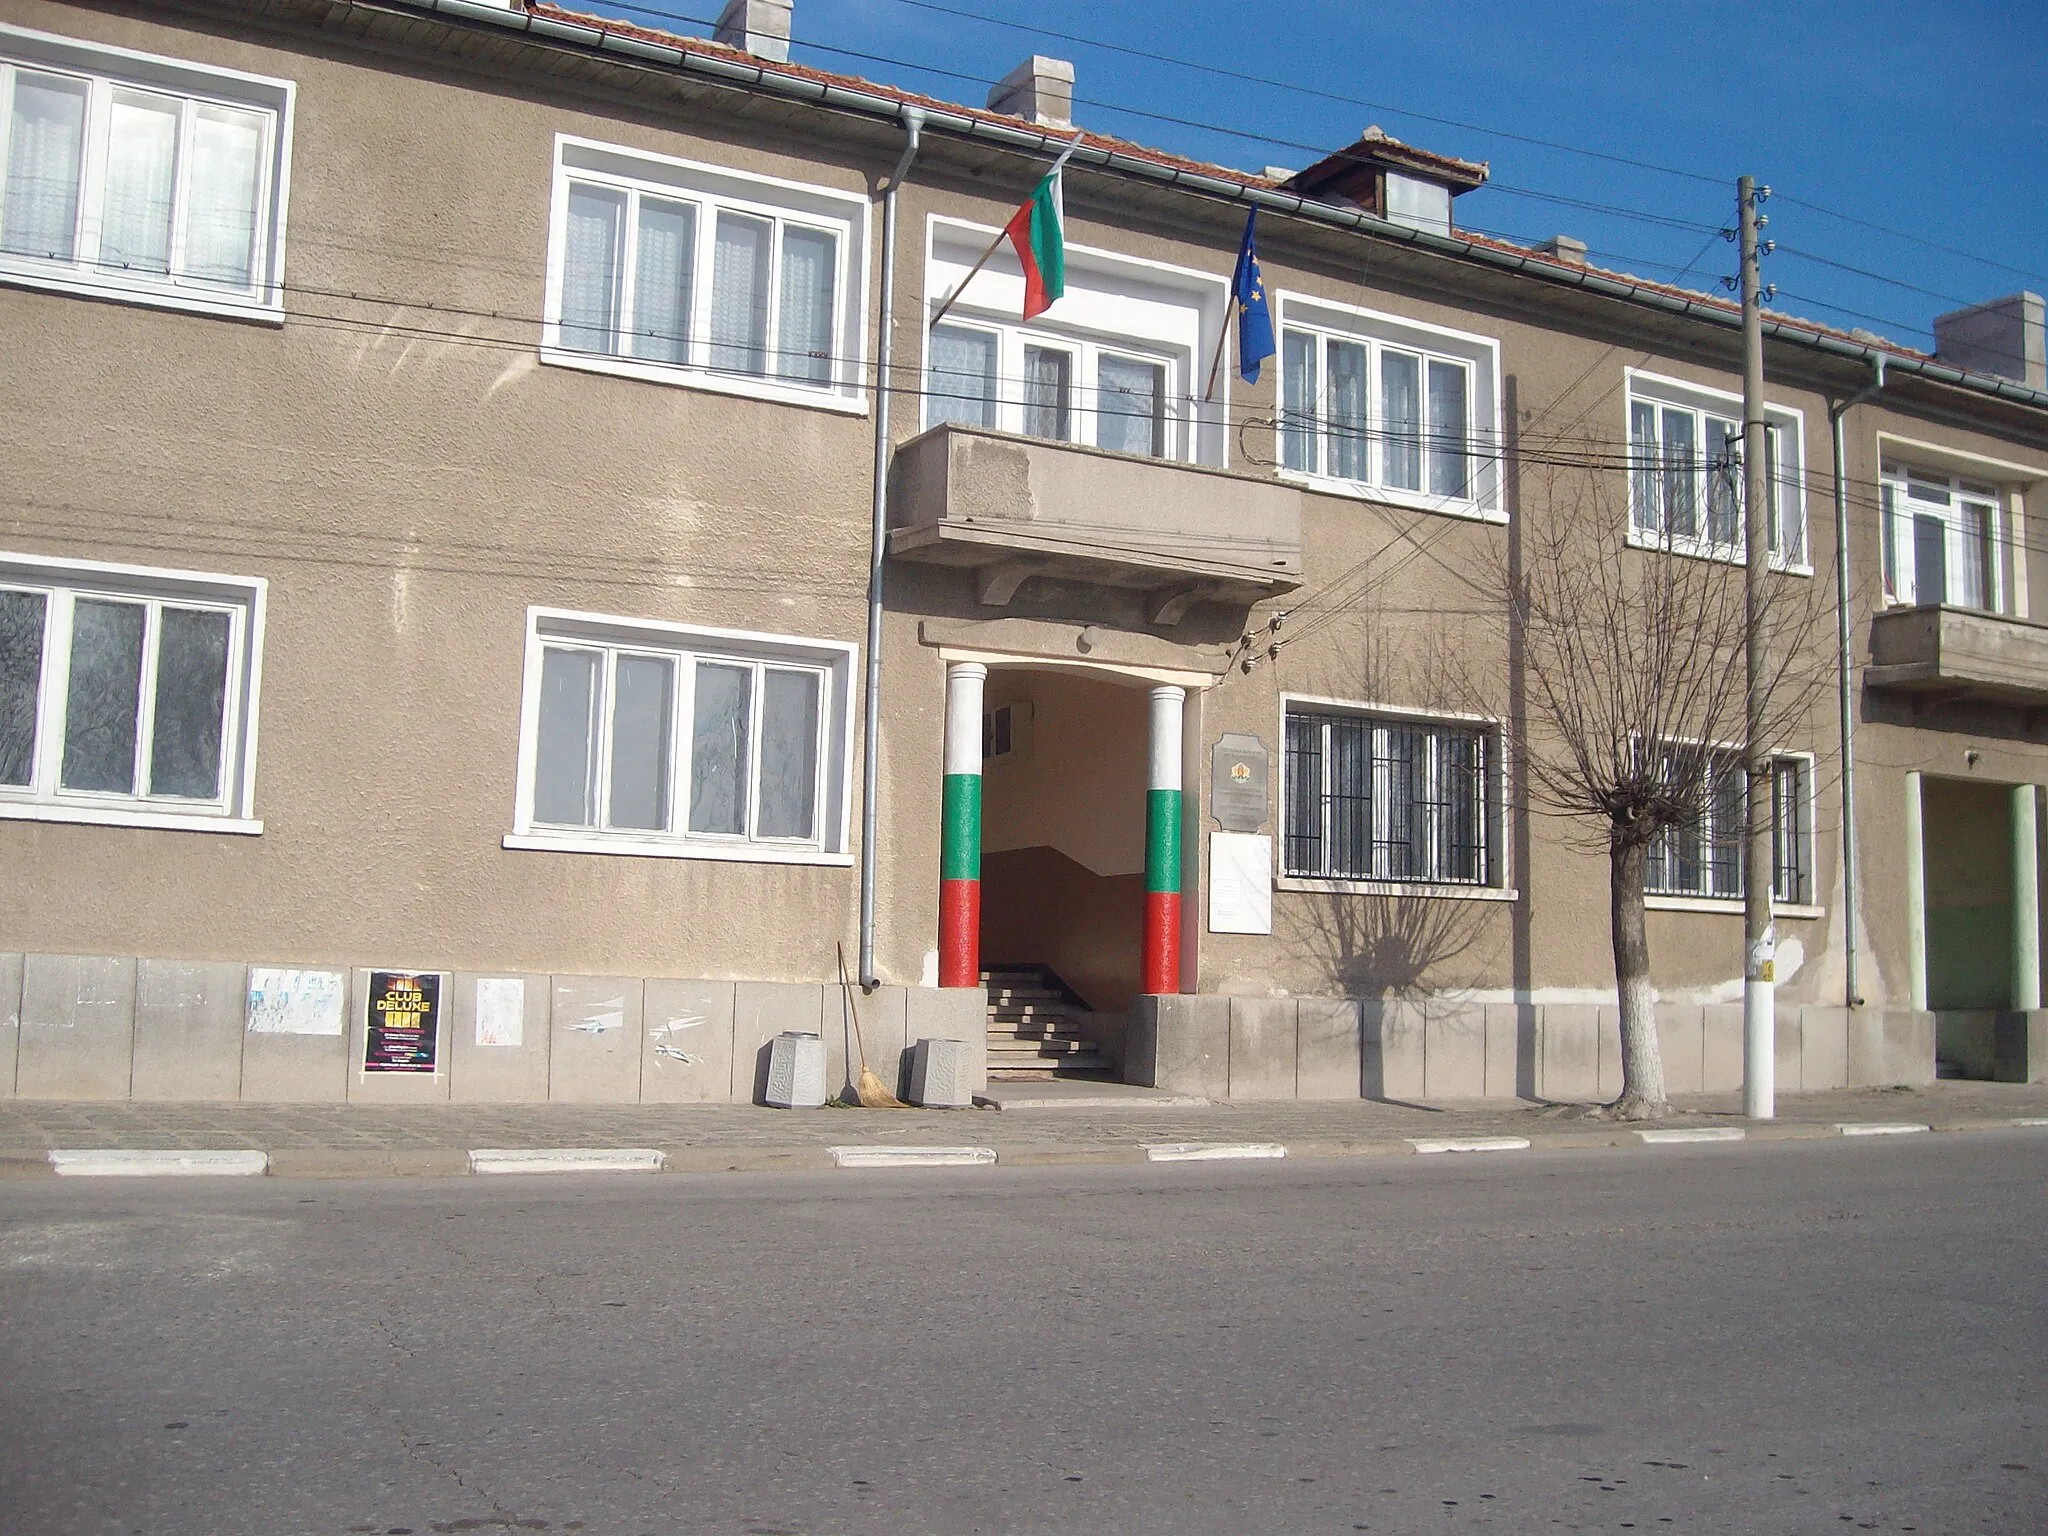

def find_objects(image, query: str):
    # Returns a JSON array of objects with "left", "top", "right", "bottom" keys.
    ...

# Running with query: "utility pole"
[{"left": 1739, "top": 175, "right": 1775, "bottom": 1120}]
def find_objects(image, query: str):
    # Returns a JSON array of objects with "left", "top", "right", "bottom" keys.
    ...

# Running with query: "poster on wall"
[
  {"left": 1208, "top": 832, "right": 1274, "bottom": 935},
  {"left": 474, "top": 977, "right": 525, "bottom": 1049},
  {"left": 364, "top": 971, "right": 442, "bottom": 1073},
  {"left": 246, "top": 968, "right": 346, "bottom": 1036}
]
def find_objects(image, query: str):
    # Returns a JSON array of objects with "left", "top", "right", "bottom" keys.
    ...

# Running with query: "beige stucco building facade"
[{"left": 2, "top": 0, "right": 2043, "bottom": 1104}]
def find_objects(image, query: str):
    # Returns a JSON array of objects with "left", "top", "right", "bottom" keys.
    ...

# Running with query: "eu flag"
[{"left": 1232, "top": 210, "right": 1276, "bottom": 384}]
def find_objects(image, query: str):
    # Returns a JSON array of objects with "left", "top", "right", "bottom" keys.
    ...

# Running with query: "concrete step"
[
  {"left": 987, "top": 1029, "right": 1090, "bottom": 1046},
  {"left": 987, "top": 1057, "right": 1111, "bottom": 1079}
]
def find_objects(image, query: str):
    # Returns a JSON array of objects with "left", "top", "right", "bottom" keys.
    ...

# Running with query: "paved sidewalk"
[{"left": 2, "top": 1080, "right": 2044, "bottom": 1176}]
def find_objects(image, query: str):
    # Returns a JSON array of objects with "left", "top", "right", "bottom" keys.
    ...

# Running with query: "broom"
[{"left": 837, "top": 942, "right": 904, "bottom": 1108}]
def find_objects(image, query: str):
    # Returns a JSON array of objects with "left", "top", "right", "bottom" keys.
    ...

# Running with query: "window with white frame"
[
  {"left": 1275, "top": 295, "right": 1501, "bottom": 514},
  {"left": 543, "top": 137, "right": 865, "bottom": 406},
  {"left": 0, "top": 553, "right": 263, "bottom": 826},
  {"left": 1282, "top": 705, "right": 1495, "bottom": 886},
  {"left": 0, "top": 25, "right": 291, "bottom": 314},
  {"left": 1646, "top": 745, "right": 1811, "bottom": 905},
  {"left": 513, "top": 610, "right": 852, "bottom": 860},
  {"left": 1880, "top": 464, "right": 2000, "bottom": 611},
  {"left": 1626, "top": 372, "right": 1806, "bottom": 566},
  {"left": 926, "top": 319, "right": 1181, "bottom": 460}
]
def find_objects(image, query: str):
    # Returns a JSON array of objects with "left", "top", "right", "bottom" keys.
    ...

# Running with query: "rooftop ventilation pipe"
[
  {"left": 714, "top": 0, "right": 791, "bottom": 62},
  {"left": 1933, "top": 292, "right": 2046, "bottom": 390},
  {"left": 987, "top": 55, "right": 1074, "bottom": 128}
]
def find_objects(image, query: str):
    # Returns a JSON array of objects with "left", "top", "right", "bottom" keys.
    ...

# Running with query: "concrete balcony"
[
  {"left": 1866, "top": 605, "right": 2048, "bottom": 708},
  {"left": 887, "top": 425, "right": 1303, "bottom": 622}
]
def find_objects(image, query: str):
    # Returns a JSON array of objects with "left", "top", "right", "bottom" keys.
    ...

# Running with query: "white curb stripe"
[
  {"left": 1406, "top": 1136, "right": 1531, "bottom": 1155},
  {"left": 468, "top": 1148, "right": 664, "bottom": 1174},
  {"left": 829, "top": 1146, "right": 997, "bottom": 1168},
  {"left": 49, "top": 1149, "right": 269, "bottom": 1177},
  {"left": 1637, "top": 1127, "right": 1747, "bottom": 1144},
  {"left": 2011, "top": 1118, "right": 2048, "bottom": 1127},
  {"left": 1835, "top": 1122, "right": 1930, "bottom": 1137},
  {"left": 1143, "top": 1142, "right": 1287, "bottom": 1162}
]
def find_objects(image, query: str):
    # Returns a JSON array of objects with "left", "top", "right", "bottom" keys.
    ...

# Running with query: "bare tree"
[{"left": 1506, "top": 463, "right": 1828, "bottom": 1119}]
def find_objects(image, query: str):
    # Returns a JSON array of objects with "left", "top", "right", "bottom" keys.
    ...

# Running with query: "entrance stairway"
[{"left": 983, "top": 964, "right": 1112, "bottom": 1079}]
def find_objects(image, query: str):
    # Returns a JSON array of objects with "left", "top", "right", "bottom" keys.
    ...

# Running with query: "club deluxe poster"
[{"left": 365, "top": 971, "right": 441, "bottom": 1073}]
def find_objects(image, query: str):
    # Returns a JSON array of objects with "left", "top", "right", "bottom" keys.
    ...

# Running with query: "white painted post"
[
  {"left": 2013, "top": 783, "right": 2040, "bottom": 1012},
  {"left": 1905, "top": 771, "right": 1928, "bottom": 1012}
]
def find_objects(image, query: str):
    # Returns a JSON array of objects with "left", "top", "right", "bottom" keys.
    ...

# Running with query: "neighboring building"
[{"left": 1, "top": 0, "right": 2042, "bottom": 1105}]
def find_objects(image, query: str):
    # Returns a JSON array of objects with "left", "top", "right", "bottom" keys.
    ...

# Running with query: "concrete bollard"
[
  {"left": 909, "top": 1037, "right": 973, "bottom": 1108},
  {"left": 764, "top": 1032, "right": 827, "bottom": 1108}
]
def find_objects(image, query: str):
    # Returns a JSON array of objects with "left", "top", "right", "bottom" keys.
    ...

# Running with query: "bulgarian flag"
[{"left": 1002, "top": 143, "right": 1077, "bottom": 320}]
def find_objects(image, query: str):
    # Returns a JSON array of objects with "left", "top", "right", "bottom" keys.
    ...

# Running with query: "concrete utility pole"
[{"left": 1739, "top": 175, "right": 1776, "bottom": 1120}]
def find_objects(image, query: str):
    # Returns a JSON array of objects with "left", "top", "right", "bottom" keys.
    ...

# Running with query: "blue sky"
[{"left": 600, "top": 0, "right": 2048, "bottom": 353}]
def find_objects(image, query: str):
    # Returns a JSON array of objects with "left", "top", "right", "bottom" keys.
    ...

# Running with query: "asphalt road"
[{"left": 2, "top": 1134, "right": 2043, "bottom": 1535}]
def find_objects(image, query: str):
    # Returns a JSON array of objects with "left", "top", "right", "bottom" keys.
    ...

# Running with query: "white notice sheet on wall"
[
  {"left": 1208, "top": 832, "right": 1273, "bottom": 935},
  {"left": 475, "top": 977, "right": 525, "bottom": 1048},
  {"left": 246, "top": 968, "right": 346, "bottom": 1036}
]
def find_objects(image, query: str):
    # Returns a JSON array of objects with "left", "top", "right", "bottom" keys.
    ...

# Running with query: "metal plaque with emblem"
[{"left": 1210, "top": 732, "right": 1270, "bottom": 832}]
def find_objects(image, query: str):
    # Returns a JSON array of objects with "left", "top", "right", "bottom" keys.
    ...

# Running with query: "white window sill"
[
  {"left": 1624, "top": 527, "right": 1813, "bottom": 578},
  {"left": 503, "top": 830, "right": 853, "bottom": 867},
  {"left": 1645, "top": 894, "right": 1823, "bottom": 919},
  {"left": 538, "top": 346, "right": 868, "bottom": 416},
  {"left": 0, "top": 801, "right": 261, "bottom": 835},
  {"left": 1276, "top": 875, "right": 1517, "bottom": 902},
  {"left": 0, "top": 262, "right": 283, "bottom": 326},
  {"left": 1276, "top": 467, "right": 1504, "bottom": 523}
]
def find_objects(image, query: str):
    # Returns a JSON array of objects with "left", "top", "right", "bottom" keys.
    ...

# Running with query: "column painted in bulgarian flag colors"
[
  {"left": 939, "top": 661, "right": 988, "bottom": 989},
  {"left": 1142, "top": 685, "right": 1186, "bottom": 996}
]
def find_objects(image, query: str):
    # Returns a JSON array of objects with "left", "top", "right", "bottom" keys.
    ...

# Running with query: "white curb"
[
  {"left": 1406, "top": 1136, "right": 1531, "bottom": 1155},
  {"left": 2012, "top": 1118, "right": 2048, "bottom": 1127},
  {"left": 1143, "top": 1142, "right": 1288, "bottom": 1162},
  {"left": 468, "top": 1148, "right": 665, "bottom": 1174},
  {"left": 1835, "top": 1122, "right": 1930, "bottom": 1137},
  {"left": 828, "top": 1146, "right": 997, "bottom": 1168},
  {"left": 1637, "top": 1127, "right": 1747, "bottom": 1144},
  {"left": 49, "top": 1149, "right": 270, "bottom": 1177}
]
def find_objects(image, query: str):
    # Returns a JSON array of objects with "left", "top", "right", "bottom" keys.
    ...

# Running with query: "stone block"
[
  {"left": 1702, "top": 1004, "right": 1744, "bottom": 1092},
  {"left": 909, "top": 1037, "right": 974, "bottom": 1107},
  {"left": 1799, "top": 1006, "right": 1849, "bottom": 1091},
  {"left": 549, "top": 976, "right": 644, "bottom": 1103},
  {"left": 1654, "top": 1005, "right": 1705, "bottom": 1095},
  {"left": 1773, "top": 1005, "right": 1803, "bottom": 1094},
  {"left": 904, "top": 987, "right": 987, "bottom": 1096},
  {"left": 1538, "top": 1004, "right": 1599, "bottom": 1102},
  {"left": 0, "top": 953, "right": 20, "bottom": 1098},
  {"left": 347, "top": 969, "right": 451, "bottom": 1104},
  {"left": 132, "top": 959, "right": 245, "bottom": 1101},
  {"left": 641, "top": 979, "right": 738, "bottom": 1104},
  {"left": 2024, "top": 1011, "right": 2048, "bottom": 1085},
  {"left": 765, "top": 1032, "right": 827, "bottom": 1108},
  {"left": 1482, "top": 1003, "right": 1525, "bottom": 1099},
  {"left": 1128, "top": 993, "right": 1229, "bottom": 1099},
  {"left": 1364, "top": 997, "right": 1425, "bottom": 1101},
  {"left": 1296, "top": 998, "right": 1362, "bottom": 1100},
  {"left": 241, "top": 967, "right": 348, "bottom": 1102},
  {"left": 1227, "top": 997, "right": 1298, "bottom": 1101},
  {"left": 733, "top": 981, "right": 826, "bottom": 1105},
  {"left": 837, "top": 984, "right": 909, "bottom": 1100},
  {"left": 1850, "top": 1008, "right": 1934, "bottom": 1087},
  {"left": 450, "top": 973, "right": 551, "bottom": 1103},
  {"left": 17, "top": 954, "right": 136, "bottom": 1100},
  {"left": 1423, "top": 998, "right": 1487, "bottom": 1099}
]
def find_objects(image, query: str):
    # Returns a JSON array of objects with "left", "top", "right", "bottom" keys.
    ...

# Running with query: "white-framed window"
[
  {"left": 1626, "top": 370, "right": 1807, "bottom": 568},
  {"left": 0, "top": 551, "right": 265, "bottom": 832},
  {"left": 542, "top": 136, "right": 868, "bottom": 412},
  {"left": 0, "top": 23, "right": 292, "bottom": 319},
  {"left": 1880, "top": 464, "right": 2001, "bottom": 611},
  {"left": 1646, "top": 745, "right": 1812, "bottom": 906},
  {"left": 926, "top": 318, "right": 1182, "bottom": 459},
  {"left": 1274, "top": 294, "right": 1503, "bottom": 516},
  {"left": 1281, "top": 702, "right": 1498, "bottom": 887},
  {"left": 509, "top": 608, "right": 854, "bottom": 865}
]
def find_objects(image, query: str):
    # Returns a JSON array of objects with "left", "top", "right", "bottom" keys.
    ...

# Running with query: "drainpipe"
[
  {"left": 858, "top": 108, "right": 923, "bottom": 990},
  {"left": 1830, "top": 355, "right": 1886, "bottom": 1008}
]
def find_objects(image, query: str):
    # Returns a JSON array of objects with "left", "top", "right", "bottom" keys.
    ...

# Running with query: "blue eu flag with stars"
[{"left": 1232, "top": 210, "right": 1276, "bottom": 384}]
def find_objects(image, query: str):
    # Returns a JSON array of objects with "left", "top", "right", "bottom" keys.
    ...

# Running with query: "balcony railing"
[{"left": 1866, "top": 604, "right": 2048, "bottom": 707}]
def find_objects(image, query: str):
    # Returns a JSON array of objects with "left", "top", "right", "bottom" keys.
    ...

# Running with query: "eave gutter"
[{"left": 397, "top": 0, "right": 2048, "bottom": 418}]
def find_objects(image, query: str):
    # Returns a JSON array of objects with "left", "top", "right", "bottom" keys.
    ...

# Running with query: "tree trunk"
[{"left": 1608, "top": 834, "right": 1669, "bottom": 1119}]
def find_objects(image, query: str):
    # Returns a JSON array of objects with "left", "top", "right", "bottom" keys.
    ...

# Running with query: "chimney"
[
  {"left": 987, "top": 55, "right": 1074, "bottom": 129},
  {"left": 1537, "top": 234, "right": 1587, "bottom": 265},
  {"left": 1933, "top": 292, "right": 2046, "bottom": 389},
  {"left": 715, "top": 0, "right": 792, "bottom": 63}
]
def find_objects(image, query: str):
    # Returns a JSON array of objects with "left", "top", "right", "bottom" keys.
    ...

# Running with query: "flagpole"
[
  {"left": 926, "top": 138, "right": 1081, "bottom": 333},
  {"left": 1202, "top": 300, "right": 1236, "bottom": 403}
]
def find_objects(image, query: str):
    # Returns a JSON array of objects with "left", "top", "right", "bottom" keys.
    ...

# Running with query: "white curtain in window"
[
  {"left": 631, "top": 197, "right": 695, "bottom": 365},
  {"left": 560, "top": 184, "right": 624, "bottom": 355},
  {"left": 756, "top": 668, "right": 820, "bottom": 839},
  {"left": 1096, "top": 354, "right": 1163, "bottom": 457},
  {"left": 926, "top": 325, "right": 997, "bottom": 428},
  {"left": 1022, "top": 345, "right": 1072, "bottom": 440},
  {"left": 185, "top": 105, "right": 264, "bottom": 288},
  {"left": 1327, "top": 339, "right": 1368, "bottom": 481},
  {"left": 1426, "top": 359, "right": 1469, "bottom": 498},
  {"left": 1380, "top": 349, "right": 1421, "bottom": 490},
  {"left": 709, "top": 211, "right": 771, "bottom": 375},
  {"left": 775, "top": 225, "right": 836, "bottom": 385},
  {"left": 1279, "top": 331, "right": 1316, "bottom": 473},
  {"left": 3, "top": 71, "right": 88, "bottom": 260},
  {"left": 100, "top": 90, "right": 179, "bottom": 276}
]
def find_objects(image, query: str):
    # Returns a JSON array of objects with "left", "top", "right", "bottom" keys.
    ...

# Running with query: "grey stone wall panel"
[
  {"left": 132, "top": 959, "right": 245, "bottom": 1101},
  {"left": 18, "top": 954, "right": 136, "bottom": 1100}
]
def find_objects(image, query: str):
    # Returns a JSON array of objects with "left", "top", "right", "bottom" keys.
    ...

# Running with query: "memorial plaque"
[
  {"left": 365, "top": 971, "right": 442, "bottom": 1073},
  {"left": 1210, "top": 732, "right": 1270, "bottom": 832}
]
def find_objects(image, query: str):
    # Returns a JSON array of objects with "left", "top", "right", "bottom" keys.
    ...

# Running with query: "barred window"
[
  {"left": 1647, "top": 746, "right": 1811, "bottom": 904},
  {"left": 1283, "top": 709, "right": 1491, "bottom": 885}
]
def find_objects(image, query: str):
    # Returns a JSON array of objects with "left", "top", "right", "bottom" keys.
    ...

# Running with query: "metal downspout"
[
  {"left": 858, "top": 109, "right": 923, "bottom": 989},
  {"left": 1831, "top": 355, "right": 1886, "bottom": 1008}
]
